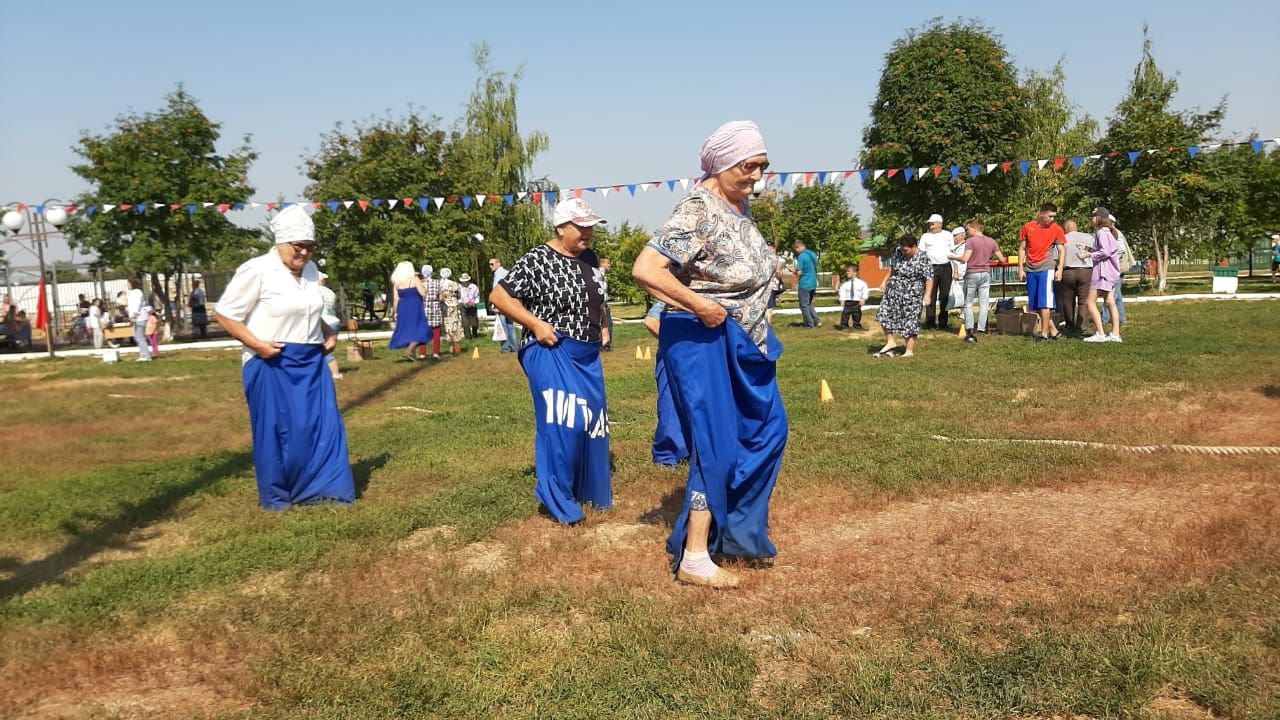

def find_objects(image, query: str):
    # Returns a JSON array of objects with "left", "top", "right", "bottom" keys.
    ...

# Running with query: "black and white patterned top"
[{"left": 500, "top": 243, "right": 605, "bottom": 343}]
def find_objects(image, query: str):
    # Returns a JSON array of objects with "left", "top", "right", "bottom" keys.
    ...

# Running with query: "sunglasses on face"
[{"left": 737, "top": 159, "right": 770, "bottom": 174}]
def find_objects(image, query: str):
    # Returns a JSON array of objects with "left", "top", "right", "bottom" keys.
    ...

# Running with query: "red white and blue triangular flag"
[{"left": 433, "top": 197, "right": 445, "bottom": 210}]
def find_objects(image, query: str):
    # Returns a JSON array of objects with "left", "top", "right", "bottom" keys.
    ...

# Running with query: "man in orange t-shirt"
[{"left": 1017, "top": 203, "right": 1066, "bottom": 341}]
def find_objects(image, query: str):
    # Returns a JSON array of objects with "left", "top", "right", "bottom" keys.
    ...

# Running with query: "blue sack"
[
  {"left": 242, "top": 343, "right": 355, "bottom": 510},
  {"left": 660, "top": 313, "right": 788, "bottom": 570},
  {"left": 651, "top": 346, "right": 689, "bottom": 466},
  {"left": 519, "top": 336, "right": 612, "bottom": 523}
]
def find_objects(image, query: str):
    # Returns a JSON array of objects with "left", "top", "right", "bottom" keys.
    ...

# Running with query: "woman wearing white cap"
[
  {"left": 215, "top": 206, "right": 354, "bottom": 509},
  {"left": 632, "top": 120, "right": 786, "bottom": 589},
  {"left": 489, "top": 197, "right": 612, "bottom": 524}
]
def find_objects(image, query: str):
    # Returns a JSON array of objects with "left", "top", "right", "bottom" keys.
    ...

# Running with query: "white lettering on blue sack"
[{"left": 540, "top": 388, "right": 609, "bottom": 438}]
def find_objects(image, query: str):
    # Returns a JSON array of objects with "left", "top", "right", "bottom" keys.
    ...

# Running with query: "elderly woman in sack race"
[
  {"left": 632, "top": 120, "right": 788, "bottom": 589},
  {"left": 215, "top": 205, "right": 355, "bottom": 510},
  {"left": 489, "top": 197, "right": 613, "bottom": 525}
]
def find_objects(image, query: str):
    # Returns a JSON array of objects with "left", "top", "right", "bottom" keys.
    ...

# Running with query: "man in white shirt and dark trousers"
[
  {"left": 919, "top": 213, "right": 955, "bottom": 331},
  {"left": 834, "top": 264, "right": 869, "bottom": 330}
]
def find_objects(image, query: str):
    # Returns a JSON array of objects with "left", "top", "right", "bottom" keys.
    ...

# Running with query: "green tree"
[
  {"left": 305, "top": 44, "right": 550, "bottom": 297},
  {"left": 1072, "top": 27, "right": 1225, "bottom": 292},
  {"left": 67, "top": 87, "right": 258, "bottom": 322},
  {"left": 748, "top": 190, "right": 787, "bottom": 249},
  {"left": 984, "top": 63, "right": 1098, "bottom": 244},
  {"left": 775, "top": 184, "right": 863, "bottom": 272},
  {"left": 861, "top": 19, "right": 1026, "bottom": 225},
  {"left": 590, "top": 221, "right": 649, "bottom": 305}
]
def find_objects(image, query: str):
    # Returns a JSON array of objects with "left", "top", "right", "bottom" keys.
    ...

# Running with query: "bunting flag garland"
[{"left": 23, "top": 136, "right": 1275, "bottom": 219}]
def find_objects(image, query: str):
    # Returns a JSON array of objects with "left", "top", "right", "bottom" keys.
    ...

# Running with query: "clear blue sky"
[{"left": 2, "top": 0, "right": 1276, "bottom": 266}]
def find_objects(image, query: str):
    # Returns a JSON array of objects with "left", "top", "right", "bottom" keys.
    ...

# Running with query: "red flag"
[
  {"left": 217, "top": 203, "right": 230, "bottom": 213},
  {"left": 1053, "top": 157, "right": 1066, "bottom": 170},
  {"left": 886, "top": 168, "right": 900, "bottom": 178},
  {"left": 403, "top": 197, "right": 413, "bottom": 208},
  {"left": 34, "top": 279, "right": 48, "bottom": 331},
  {"left": 1000, "top": 162, "right": 1013, "bottom": 173},
  {"left": 357, "top": 199, "right": 369, "bottom": 212},
  {"left": 119, "top": 203, "right": 133, "bottom": 211},
  {"left": 933, "top": 165, "right": 944, "bottom": 177},
  {"left": 573, "top": 188, "right": 583, "bottom": 198}
]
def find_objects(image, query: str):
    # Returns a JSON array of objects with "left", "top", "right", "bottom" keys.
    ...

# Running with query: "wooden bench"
[{"left": 104, "top": 324, "right": 135, "bottom": 342}]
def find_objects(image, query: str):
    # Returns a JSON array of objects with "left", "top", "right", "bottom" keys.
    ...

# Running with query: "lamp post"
[{"left": 2, "top": 200, "right": 69, "bottom": 358}]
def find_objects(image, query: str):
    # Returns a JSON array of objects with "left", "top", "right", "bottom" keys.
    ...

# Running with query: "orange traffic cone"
[
  {"left": 957, "top": 323, "right": 967, "bottom": 339},
  {"left": 819, "top": 379, "right": 835, "bottom": 403}
]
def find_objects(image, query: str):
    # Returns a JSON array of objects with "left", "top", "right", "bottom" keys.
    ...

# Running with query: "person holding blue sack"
[
  {"left": 489, "top": 197, "right": 612, "bottom": 524},
  {"left": 632, "top": 120, "right": 788, "bottom": 589},
  {"left": 215, "top": 205, "right": 355, "bottom": 510}
]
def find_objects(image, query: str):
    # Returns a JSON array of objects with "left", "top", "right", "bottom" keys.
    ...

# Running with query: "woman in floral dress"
[
  {"left": 438, "top": 267, "right": 464, "bottom": 354},
  {"left": 874, "top": 233, "right": 933, "bottom": 358}
]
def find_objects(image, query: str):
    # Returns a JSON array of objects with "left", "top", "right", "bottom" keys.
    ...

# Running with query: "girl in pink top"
[{"left": 1080, "top": 208, "right": 1122, "bottom": 343}]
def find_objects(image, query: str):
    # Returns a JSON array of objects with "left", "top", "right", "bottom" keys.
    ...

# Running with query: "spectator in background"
[
  {"left": 126, "top": 278, "right": 152, "bottom": 362},
  {"left": 874, "top": 233, "right": 932, "bottom": 357},
  {"left": 790, "top": 239, "right": 819, "bottom": 327},
  {"left": 488, "top": 257, "right": 518, "bottom": 353},
  {"left": 598, "top": 257, "right": 614, "bottom": 350},
  {"left": 418, "top": 265, "right": 443, "bottom": 359},
  {"left": 318, "top": 273, "right": 342, "bottom": 379},
  {"left": 144, "top": 304, "right": 160, "bottom": 358},
  {"left": 188, "top": 279, "right": 209, "bottom": 338},
  {"left": 1272, "top": 234, "right": 1280, "bottom": 283},
  {"left": 834, "top": 264, "right": 868, "bottom": 330},
  {"left": 951, "top": 218, "right": 1005, "bottom": 342},
  {"left": 77, "top": 294, "right": 91, "bottom": 317},
  {"left": 1081, "top": 207, "right": 1124, "bottom": 343},
  {"left": 1103, "top": 215, "right": 1132, "bottom": 327},
  {"left": 89, "top": 298, "right": 106, "bottom": 349},
  {"left": 1016, "top": 203, "right": 1067, "bottom": 342},
  {"left": 1056, "top": 219, "right": 1094, "bottom": 333},
  {"left": 12, "top": 310, "right": 32, "bottom": 349},
  {"left": 458, "top": 273, "right": 480, "bottom": 339},
  {"left": 439, "top": 267, "right": 465, "bottom": 355},
  {"left": 919, "top": 213, "right": 954, "bottom": 331}
]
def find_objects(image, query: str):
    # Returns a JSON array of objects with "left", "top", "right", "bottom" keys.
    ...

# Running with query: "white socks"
[{"left": 680, "top": 550, "right": 720, "bottom": 578}]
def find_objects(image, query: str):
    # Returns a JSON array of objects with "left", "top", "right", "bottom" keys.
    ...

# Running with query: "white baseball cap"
[
  {"left": 927, "top": 213, "right": 943, "bottom": 224},
  {"left": 951, "top": 227, "right": 965, "bottom": 236},
  {"left": 552, "top": 198, "right": 606, "bottom": 228}
]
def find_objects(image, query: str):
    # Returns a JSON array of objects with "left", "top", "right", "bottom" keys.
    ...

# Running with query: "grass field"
[{"left": 2, "top": 299, "right": 1278, "bottom": 719}]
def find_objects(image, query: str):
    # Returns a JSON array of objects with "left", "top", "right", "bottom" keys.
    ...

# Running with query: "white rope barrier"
[{"left": 930, "top": 434, "right": 1280, "bottom": 456}]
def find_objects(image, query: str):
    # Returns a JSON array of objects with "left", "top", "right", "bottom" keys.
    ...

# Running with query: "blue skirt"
[
  {"left": 242, "top": 343, "right": 355, "bottom": 510},
  {"left": 660, "top": 313, "right": 787, "bottom": 570},
  {"left": 519, "top": 336, "right": 612, "bottom": 523},
  {"left": 388, "top": 287, "right": 431, "bottom": 348},
  {"left": 651, "top": 346, "right": 689, "bottom": 466}
]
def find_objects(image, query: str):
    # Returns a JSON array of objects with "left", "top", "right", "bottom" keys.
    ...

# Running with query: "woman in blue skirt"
[
  {"left": 488, "top": 197, "right": 612, "bottom": 524},
  {"left": 387, "top": 261, "right": 430, "bottom": 361},
  {"left": 215, "top": 205, "right": 355, "bottom": 510}
]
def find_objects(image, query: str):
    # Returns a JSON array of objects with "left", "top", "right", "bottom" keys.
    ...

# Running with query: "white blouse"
[{"left": 216, "top": 249, "right": 324, "bottom": 364}]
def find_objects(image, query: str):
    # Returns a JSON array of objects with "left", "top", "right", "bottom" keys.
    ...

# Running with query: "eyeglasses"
[
  {"left": 737, "top": 159, "right": 770, "bottom": 174},
  {"left": 289, "top": 242, "right": 316, "bottom": 254}
]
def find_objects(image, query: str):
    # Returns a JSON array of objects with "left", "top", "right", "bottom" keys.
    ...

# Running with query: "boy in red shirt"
[{"left": 1017, "top": 203, "right": 1067, "bottom": 341}]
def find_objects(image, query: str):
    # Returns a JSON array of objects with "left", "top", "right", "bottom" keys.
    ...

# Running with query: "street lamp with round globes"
[
  {"left": 2, "top": 209, "right": 25, "bottom": 233},
  {"left": 1, "top": 200, "right": 70, "bottom": 357},
  {"left": 44, "top": 206, "right": 69, "bottom": 229}
]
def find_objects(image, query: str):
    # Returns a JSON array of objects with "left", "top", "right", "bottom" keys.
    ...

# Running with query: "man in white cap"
[
  {"left": 215, "top": 205, "right": 354, "bottom": 509},
  {"left": 919, "top": 213, "right": 954, "bottom": 330}
]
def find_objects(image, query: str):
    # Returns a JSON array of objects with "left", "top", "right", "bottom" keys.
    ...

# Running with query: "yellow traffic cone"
[
  {"left": 635, "top": 346, "right": 644, "bottom": 360},
  {"left": 471, "top": 347, "right": 480, "bottom": 359},
  {"left": 643, "top": 346, "right": 652, "bottom": 360},
  {"left": 819, "top": 379, "right": 835, "bottom": 403},
  {"left": 957, "top": 323, "right": 967, "bottom": 339}
]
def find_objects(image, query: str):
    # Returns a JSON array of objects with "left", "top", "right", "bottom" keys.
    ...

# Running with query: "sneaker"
[
  {"left": 1035, "top": 336, "right": 1048, "bottom": 343},
  {"left": 1106, "top": 334, "right": 1123, "bottom": 343},
  {"left": 965, "top": 334, "right": 978, "bottom": 344},
  {"left": 1083, "top": 333, "right": 1108, "bottom": 343}
]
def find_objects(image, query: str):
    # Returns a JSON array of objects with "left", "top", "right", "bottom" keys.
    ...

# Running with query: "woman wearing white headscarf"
[
  {"left": 215, "top": 206, "right": 355, "bottom": 510},
  {"left": 632, "top": 120, "right": 787, "bottom": 589}
]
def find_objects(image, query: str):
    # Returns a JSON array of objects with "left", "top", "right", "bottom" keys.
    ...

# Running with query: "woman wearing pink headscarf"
[{"left": 632, "top": 121, "right": 787, "bottom": 589}]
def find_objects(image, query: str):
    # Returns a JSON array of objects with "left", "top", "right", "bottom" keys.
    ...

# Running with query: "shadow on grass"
[
  {"left": 1258, "top": 384, "right": 1280, "bottom": 399},
  {"left": 339, "top": 361, "right": 427, "bottom": 413},
  {"left": 352, "top": 453, "right": 389, "bottom": 499},
  {"left": 637, "top": 485, "right": 684, "bottom": 527},
  {"left": 0, "top": 364, "right": 423, "bottom": 602},
  {"left": 0, "top": 450, "right": 253, "bottom": 601}
]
